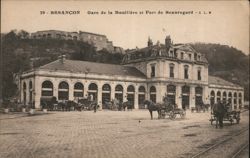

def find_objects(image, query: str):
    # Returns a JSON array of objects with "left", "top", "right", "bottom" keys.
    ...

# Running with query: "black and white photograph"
[{"left": 0, "top": 1, "right": 249, "bottom": 158}]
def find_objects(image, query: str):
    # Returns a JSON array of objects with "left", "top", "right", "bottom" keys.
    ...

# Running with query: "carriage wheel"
[
  {"left": 230, "top": 119, "right": 233, "bottom": 125},
  {"left": 169, "top": 111, "right": 176, "bottom": 120},
  {"left": 210, "top": 117, "right": 214, "bottom": 125},
  {"left": 180, "top": 111, "right": 186, "bottom": 118},
  {"left": 236, "top": 118, "right": 240, "bottom": 124}
]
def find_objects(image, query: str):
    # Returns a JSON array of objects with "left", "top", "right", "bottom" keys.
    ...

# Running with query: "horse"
[
  {"left": 122, "top": 101, "right": 133, "bottom": 111},
  {"left": 67, "top": 100, "right": 82, "bottom": 111},
  {"left": 211, "top": 102, "right": 227, "bottom": 128},
  {"left": 143, "top": 100, "right": 163, "bottom": 119},
  {"left": 57, "top": 100, "right": 71, "bottom": 111}
]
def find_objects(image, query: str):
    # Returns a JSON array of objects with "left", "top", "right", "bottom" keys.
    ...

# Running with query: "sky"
[{"left": 1, "top": 1, "right": 249, "bottom": 54}]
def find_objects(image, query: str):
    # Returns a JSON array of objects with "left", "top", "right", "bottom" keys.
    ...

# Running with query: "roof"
[
  {"left": 39, "top": 59, "right": 146, "bottom": 78},
  {"left": 208, "top": 76, "right": 241, "bottom": 88},
  {"left": 122, "top": 43, "right": 208, "bottom": 64}
]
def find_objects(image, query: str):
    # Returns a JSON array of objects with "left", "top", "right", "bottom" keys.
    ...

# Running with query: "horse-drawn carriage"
[
  {"left": 191, "top": 103, "right": 210, "bottom": 113},
  {"left": 40, "top": 97, "right": 98, "bottom": 111},
  {"left": 144, "top": 100, "right": 186, "bottom": 120},
  {"left": 210, "top": 102, "right": 240, "bottom": 128},
  {"left": 160, "top": 104, "right": 186, "bottom": 119}
]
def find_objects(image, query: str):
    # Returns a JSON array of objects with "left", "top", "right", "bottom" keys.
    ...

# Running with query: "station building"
[{"left": 20, "top": 36, "right": 244, "bottom": 110}]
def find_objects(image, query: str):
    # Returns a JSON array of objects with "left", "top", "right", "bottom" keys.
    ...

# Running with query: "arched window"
[
  {"left": 210, "top": 91, "right": 215, "bottom": 105},
  {"left": 88, "top": 83, "right": 98, "bottom": 101},
  {"left": 115, "top": 85, "right": 123, "bottom": 103},
  {"left": 239, "top": 93, "right": 242, "bottom": 108},
  {"left": 167, "top": 85, "right": 176, "bottom": 104},
  {"left": 41, "top": 81, "right": 53, "bottom": 96},
  {"left": 233, "top": 92, "right": 237, "bottom": 109},
  {"left": 150, "top": 86, "right": 156, "bottom": 103},
  {"left": 197, "top": 68, "right": 201, "bottom": 80},
  {"left": 182, "top": 86, "right": 190, "bottom": 109},
  {"left": 89, "top": 83, "right": 97, "bottom": 90},
  {"left": 58, "top": 81, "right": 69, "bottom": 100},
  {"left": 127, "top": 85, "right": 135, "bottom": 92},
  {"left": 217, "top": 91, "right": 221, "bottom": 102},
  {"left": 102, "top": 84, "right": 111, "bottom": 109},
  {"left": 184, "top": 65, "right": 189, "bottom": 79},
  {"left": 139, "top": 86, "right": 146, "bottom": 93},
  {"left": 181, "top": 52, "right": 184, "bottom": 59},
  {"left": 195, "top": 87, "right": 203, "bottom": 106},
  {"left": 74, "top": 82, "right": 84, "bottom": 98},
  {"left": 23, "top": 82, "right": 27, "bottom": 105},
  {"left": 169, "top": 63, "right": 174, "bottom": 78},
  {"left": 223, "top": 91, "right": 227, "bottom": 103},
  {"left": 138, "top": 86, "right": 146, "bottom": 109},
  {"left": 127, "top": 85, "right": 135, "bottom": 108},
  {"left": 228, "top": 92, "right": 232, "bottom": 104}
]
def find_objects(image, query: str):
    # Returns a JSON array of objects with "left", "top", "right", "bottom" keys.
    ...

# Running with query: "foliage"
[{"left": 1, "top": 30, "right": 249, "bottom": 101}]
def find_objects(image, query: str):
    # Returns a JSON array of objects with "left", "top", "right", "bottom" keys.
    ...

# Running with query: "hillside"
[
  {"left": 1, "top": 31, "right": 249, "bottom": 101},
  {"left": 191, "top": 43, "right": 249, "bottom": 100}
]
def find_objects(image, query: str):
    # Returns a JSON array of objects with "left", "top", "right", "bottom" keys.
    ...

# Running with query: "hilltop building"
[
  {"left": 20, "top": 36, "right": 244, "bottom": 110},
  {"left": 30, "top": 30, "right": 119, "bottom": 52}
]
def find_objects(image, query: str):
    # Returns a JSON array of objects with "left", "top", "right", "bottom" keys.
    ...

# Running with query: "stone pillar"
[
  {"left": 34, "top": 77, "right": 41, "bottom": 109},
  {"left": 53, "top": 80, "right": 59, "bottom": 100},
  {"left": 123, "top": 84, "right": 127, "bottom": 101},
  {"left": 20, "top": 80, "right": 24, "bottom": 103},
  {"left": 190, "top": 86, "right": 195, "bottom": 108},
  {"left": 242, "top": 91, "right": 244, "bottom": 109},
  {"left": 83, "top": 81, "right": 88, "bottom": 98},
  {"left": 110, "top": 83, "right": 115, "bottom": 101},
  {"left": 214, "top": 90, "right": 217, "bottom": 104},
  {"left": 26, "top": 80, "right": 30, "bottom": 106},
  {"left": 236, "top": 92, "right": 239, "bottom": 110},
  {"left": 176, "top": 85, "right": 182, "bottom": 108},
  {"left": 68, "top": 81, "right": 74, "bottom": 101},
  {"left": 97, "top": 84, "right": 102, "bottom": 110},
  {"left": 134, "top": 85, "right": 139, "bottom": 109},
  {"left": 203, "top": 86, "right": 209, "bottom": 104}
]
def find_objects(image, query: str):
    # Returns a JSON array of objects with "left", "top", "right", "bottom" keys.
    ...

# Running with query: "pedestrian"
[{"left": 217, "top": 100, "right": 226, "bottom": 128}]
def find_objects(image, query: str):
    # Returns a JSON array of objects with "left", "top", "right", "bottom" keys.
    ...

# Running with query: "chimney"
[
  {"left": 59, "top": 55, "right": 66, "bottom": 64},
  {"left": 165, "top": 35, "right": 172, "bottom": 48},
  {"left": 156, "top": 40, "right": 160, "bottom": 46},
  {"left": 147, "top": 37, "right": 153, "bottom": 47}
]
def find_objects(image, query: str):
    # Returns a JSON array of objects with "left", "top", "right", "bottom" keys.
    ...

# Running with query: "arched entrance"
[
  {"left": 217, "top": 91, "right": 221, "bottom": 103},
  {"left": 102, "top": 84, "right": 111, "bottom": 109},
  {"left": 138, "top": 86, "right": 146, "bottom": 109},
  {"left": 74, "top": 82, "right": 84, "bottom": 99},
  {"left": 228, "top": 92, "right": 232, "bottom": 104},
  {"left": 58, "top": 81, "right": 69, "bottom": 100},
  {"left": 222, "top": 91, "right": 227, "bottom": 103},
  {"left": 182, "top": 85, "right": 190, "bottom": 109},
  {"left": 167, "top": 85, "right": 176, "bottom": 105},
  {"left": 210, "top": 91, "right": 215, "bottom": 105},
  {"left": 88, "top": 83, "right": 98, "bottom": 101},
  {"left": 233, "top": 92, "right": 237, "bottom": 109},
  {"left": 239, "top": 93, "right": 242, "bottom": 109},
  {"left": 150, "top": 86, "right": 156, "bottom": 103},
  {"left": 41, "top": 81, "right": 53, "bottom": 96},
  {"left": 195, "top": 87, "right": 203, "bottom": 107},
  {"left": 115, "top": 85, "right": 123, "bottom": 103},
  {"left": 29, "top": 81, "right": 33, "bottom": 104},
  {"left": 127, "top": 85, "right": 135, "bottom": 109}
]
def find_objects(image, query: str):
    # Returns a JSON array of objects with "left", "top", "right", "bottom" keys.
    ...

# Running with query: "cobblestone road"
[{"left": 0, "top": 110, "right": 249, "bottom": 158}]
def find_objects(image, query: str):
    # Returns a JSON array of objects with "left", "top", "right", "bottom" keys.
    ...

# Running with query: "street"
[{"left": 0, "top": 110, "right": 249, "bottom": 158}]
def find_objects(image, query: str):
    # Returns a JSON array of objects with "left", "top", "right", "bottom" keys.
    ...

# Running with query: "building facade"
[
  {"left": 20, "top": 36, "right": 244, "bottom": 110},
  {"left": 30, "top": 30, "right": 115, "bottom": 52}
]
